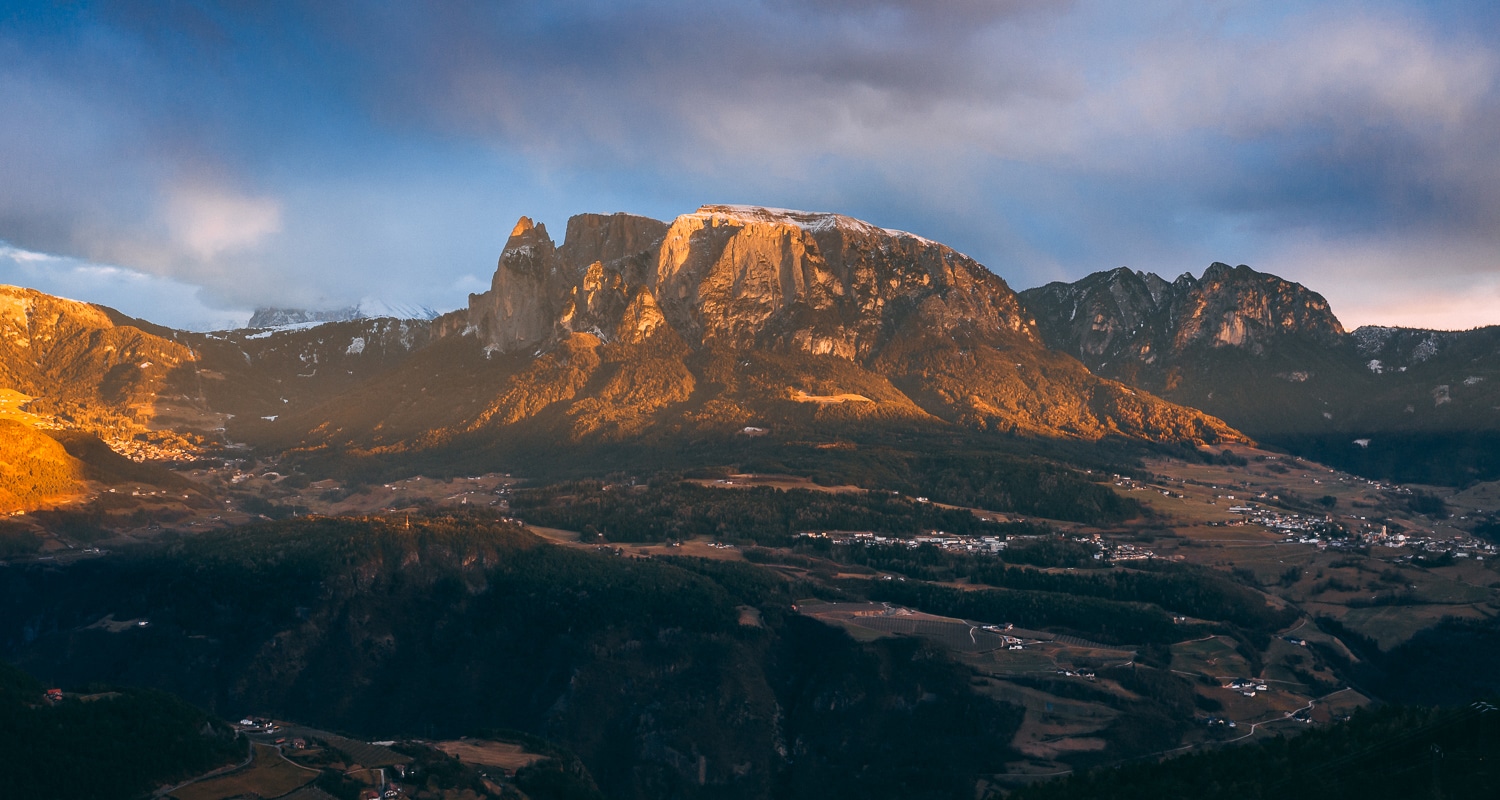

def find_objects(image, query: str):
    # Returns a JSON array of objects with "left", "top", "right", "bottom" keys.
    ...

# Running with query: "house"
[{"left": 45, "top": 688, "right": 63, "bottom": 702}]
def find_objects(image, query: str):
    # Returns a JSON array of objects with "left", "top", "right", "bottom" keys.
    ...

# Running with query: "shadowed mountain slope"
[{"left": 1021, "top": 265, "right": 1500, "bottom": 484}]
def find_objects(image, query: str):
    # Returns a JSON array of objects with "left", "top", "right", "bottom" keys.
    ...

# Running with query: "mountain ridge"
[
  {"left": 246, "top": 298, "right": 443, "bottom": 330},
  {"left": 11, "top": 205, "right": 1500, "bottom": 484},
  {"left": 1019, "top": 264, "right": 1500, "bottom": 483},
  {"left": 439, "top": 205, "right": 1239, "bottom": 453}
]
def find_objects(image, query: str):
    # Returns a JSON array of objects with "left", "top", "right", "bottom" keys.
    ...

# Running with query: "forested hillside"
[
  {"left": 0, "top": 512, "right": 1026, "bottom": 800},
  {"left": 0, "top": 660, "right": 243, "bottom": 799}
]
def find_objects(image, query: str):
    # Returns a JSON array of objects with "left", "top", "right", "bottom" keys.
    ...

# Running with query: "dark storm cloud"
[{"left": 0, "top": 1, "right": 1498, "bottom": 328}]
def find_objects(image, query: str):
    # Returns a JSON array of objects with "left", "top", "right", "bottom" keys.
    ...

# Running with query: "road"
[{"left": 152, "top": 741, "right": 255, "bottom": 798}]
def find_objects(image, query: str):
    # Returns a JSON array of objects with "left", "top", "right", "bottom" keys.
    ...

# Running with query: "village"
[
  {"left": 1225, "top": 503, "right": 1497, "bottom": 561},
  {"left": 149, "top": 715, "right": 549, "bottom": 800},
  {"left": 792, "top": 529, "right": 1163, "bottom": 563}
]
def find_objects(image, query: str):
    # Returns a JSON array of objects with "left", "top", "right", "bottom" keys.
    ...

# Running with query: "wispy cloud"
[{"left": 0, "top": 243, "right": 250, "bottom": 331}]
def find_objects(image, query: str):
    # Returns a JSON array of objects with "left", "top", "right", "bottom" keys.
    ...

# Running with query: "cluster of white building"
[
  {"left": 1358, "top": 526, "right": 1494, "bottom": 560},
  {"left": 793, "top": 530, "right": 1176, "bottom": 566},
  {"left": 795, "top": 530, "right": 1009, "bottom": 555},
  {"left": 1229, "top": 503, "right": 1496, "bottom": 561}
]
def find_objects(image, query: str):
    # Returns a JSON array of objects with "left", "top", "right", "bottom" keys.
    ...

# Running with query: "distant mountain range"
[
  {"left": 246, "top": 298, "right": 442, "bottom": 329},
  {"left": 0, "top": 204, "right": 1497, "bottom": 508},
  {"left": 4, "top": 206, "right": 1500, "bottom": 800}
]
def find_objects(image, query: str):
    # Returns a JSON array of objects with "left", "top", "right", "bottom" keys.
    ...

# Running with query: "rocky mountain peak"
[
  {"left": 691, "top": 204, "right": 890, "bottom": 239},
  {"left": 466, "top": 204, "right": 1035, "bottom": 359},
  {"left": 1020, "top": 262, "right": 1347, "bottom": 371},
  {"left": 509, "top": 215, "right": 537, "bottom": 238},
  {"left": 1175, "top": 262, "right": 1345, "bottom": 351},
  {"left": 247, "top": 299, "right": 440, "bottom": 330},
  {"left": 1140, "top": 271, "right": 1173, "bottom": 305},
  {"left": 501, "top": 216, "right": 554, "bottom": 256},
  {"left": 466, "top": 217, "right": 568, "bottom": 353}
]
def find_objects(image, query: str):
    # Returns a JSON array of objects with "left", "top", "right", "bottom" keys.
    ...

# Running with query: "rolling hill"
[{"left": 0, "top": 419, "right": 83, "bottom": 513}]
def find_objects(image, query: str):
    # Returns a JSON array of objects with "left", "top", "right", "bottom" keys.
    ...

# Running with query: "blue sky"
[{"left": 2, "top": 0, "right": 1498, "bottom": 330}]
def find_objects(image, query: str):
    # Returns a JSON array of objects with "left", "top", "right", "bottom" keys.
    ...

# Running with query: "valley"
[{"left": 3, "top": 432, "right": 1494, "bottom": 797}]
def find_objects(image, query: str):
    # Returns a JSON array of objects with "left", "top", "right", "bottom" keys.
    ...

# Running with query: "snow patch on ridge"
[
  {"left": 245, "top": 297, "right": 444, "bottom": 331},
  {"left": 695, "top": 205, "right": 939, "bottom": 247}
]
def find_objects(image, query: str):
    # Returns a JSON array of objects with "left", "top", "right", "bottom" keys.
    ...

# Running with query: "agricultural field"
[
  {"left": 979, "top": 678, "right": 1117, "bottom": 765},
  {"left": 1170, "top": 635, "right": 1251, "bottom": 678},
  {"left": 170, "top": 744, "right": 317, "bottom": 800},
  {"left": 435, "top": 739, "right": 547, "bottom": 771}
]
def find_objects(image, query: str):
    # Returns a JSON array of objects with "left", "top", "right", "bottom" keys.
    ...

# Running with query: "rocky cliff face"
[
  {"left": 448, "top": 206, "right": 1239, "bottom": 446},
  {"left": 1019, "top": 262, "right": 1345, "bottom": 372},
  {"left": 467, "top": 217, "right": 568, "bottom": 352},
  {"left": 467, "top": 213, "right": 671, "bottom": 352},
  {"left": 1175, "top": 263, "right": 1345, "bottom": 352},
  {"left": 467, "top": 205, "right": 1035, "bottom": 360}
]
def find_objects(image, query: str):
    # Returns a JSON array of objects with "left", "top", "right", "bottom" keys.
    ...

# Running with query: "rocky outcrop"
[
  {"left": 1174, "top": 263, "right": 1345, "bottom": 353},
  {"left": 466, "top": 214, "right": 671, "bottom": 352},
  {"left": 466, "top": 217, "right": 572, "bottom": 353},
  {"left": 1020, "top": 262, "right": 1345, "bottom": 371},
  {"left": 558, "top": 212, "right": 670, "bottom": 276},
  {"left": 467, "top": 205, "right": 1035, "bottom": 360},
  {"left": 449, "top": 205, "right": 1240, "bottom": 446}
]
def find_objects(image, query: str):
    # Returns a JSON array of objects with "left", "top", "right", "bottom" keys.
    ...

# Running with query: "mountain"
[
  {"left": 0, "top": 285, "right": 218, "bottom": 462},
  {"left": 1019, "top": 263, "right": 1344, "bottom": 372},
  {"left": 372, "top": 205, "right": 1240, "bottom": 453},
  {"left": 1020, "top": 265, "right": 1500, "bottom": 484},
  {"left": 0, "top": 285, "right": 193, "bottom": 433},
  {"left": 0, "top": 206, "right": 1256, "bottom": 529},
  {"left": 246, "top": 297, "right": 442, "bottom": 329},
  {"left": 4, "top": 215, "right": 1500, "bottom": 800},
  {"left": 0, "top": 209, "right": 1245, "bottom": 463}
]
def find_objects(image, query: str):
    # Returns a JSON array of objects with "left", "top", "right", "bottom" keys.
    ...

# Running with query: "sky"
[{"left": 1, "top": 1, "right": 1499, "bottom": 331}]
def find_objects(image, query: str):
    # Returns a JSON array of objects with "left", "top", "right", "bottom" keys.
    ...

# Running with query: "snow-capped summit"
[
  {"left": 353, "top": 297, "right": 443, "bottom": 322},
  {"left": 246, "top": 298, "right": 443, "bottom": 330}
]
